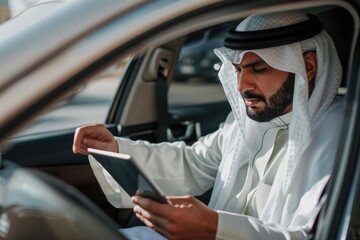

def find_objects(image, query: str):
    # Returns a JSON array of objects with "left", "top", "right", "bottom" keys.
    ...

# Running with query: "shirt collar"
[{"left": 271, "top": 111, "right": 292, "bottom": 128}]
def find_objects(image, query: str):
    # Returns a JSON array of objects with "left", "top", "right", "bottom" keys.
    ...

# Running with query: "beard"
[{"left": 242, "top": 73, "right": 295, "bottom": 122}]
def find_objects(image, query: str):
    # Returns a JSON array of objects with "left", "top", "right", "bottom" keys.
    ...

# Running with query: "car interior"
[{"left": 0, "top": 1, "right": 358, "bottom": 239}]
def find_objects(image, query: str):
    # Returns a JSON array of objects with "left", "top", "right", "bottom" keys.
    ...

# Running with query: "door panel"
[{"left": 2, "top": 126, "right": 120, "bottom": 218}]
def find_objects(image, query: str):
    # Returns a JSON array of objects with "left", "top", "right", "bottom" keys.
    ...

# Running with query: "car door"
[
  {"left": 2, "top": 9, "right": 231, "bottom": 227},
  {"left": 313, "top": 4, "right": 360, "bottom": 240}
]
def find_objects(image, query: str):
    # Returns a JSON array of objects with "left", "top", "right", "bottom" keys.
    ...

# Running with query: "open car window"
[{"left": 14, "top": 61, "right": 125, "bottom": 137}]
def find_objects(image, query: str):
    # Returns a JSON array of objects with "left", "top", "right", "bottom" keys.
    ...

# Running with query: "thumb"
[
  {"left": 86, "top": 138, "right": 107, "bottom": 149},
  {"left": 86, "top": 138, "right": 118, "bottom": 152},
  {"left": 76, "top": 138, "right": 106, "bottom": 155}
]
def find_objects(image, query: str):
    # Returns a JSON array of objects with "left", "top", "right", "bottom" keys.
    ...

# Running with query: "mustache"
[{"left": 241, "top": 91, "right": 266, "bottom": 102}]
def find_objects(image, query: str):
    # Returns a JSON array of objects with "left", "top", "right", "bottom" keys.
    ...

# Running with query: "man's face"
[{"left": 233, "top": 52, "right": 295, "bottom": 122}]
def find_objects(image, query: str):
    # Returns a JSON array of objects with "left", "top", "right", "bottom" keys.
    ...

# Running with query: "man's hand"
[
  {"left": 72, "top": 123, "right": 118, "bottom": 155},
  {"left": 132, "top": 195, "right": 218, "bottom": 240}
]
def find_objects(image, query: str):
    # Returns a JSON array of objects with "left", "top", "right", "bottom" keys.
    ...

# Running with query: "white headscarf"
[{"left": 210, "top": 11, "right": 342, "bottom": 230}]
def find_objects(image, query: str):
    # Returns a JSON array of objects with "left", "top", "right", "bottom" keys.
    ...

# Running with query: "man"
[{"left": 73, "top": 11, "right": 345, "bottom": 239}]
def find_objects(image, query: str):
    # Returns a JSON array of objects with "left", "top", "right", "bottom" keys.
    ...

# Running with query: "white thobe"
[{"left": 90, "top": 98, "right": 344, "bottom": 240}]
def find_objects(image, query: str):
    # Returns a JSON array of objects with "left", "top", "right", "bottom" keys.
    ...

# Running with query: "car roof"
[{"left": 0, "top": 0, "right": 142, "bottom": 85}]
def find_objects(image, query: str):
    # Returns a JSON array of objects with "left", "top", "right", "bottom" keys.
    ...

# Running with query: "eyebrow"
[{"left": 233, "top": 60, "right": 267, "bottom": 69}]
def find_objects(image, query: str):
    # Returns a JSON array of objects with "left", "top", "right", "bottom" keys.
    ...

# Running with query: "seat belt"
[
  {"left": 155, "top": 70, "right": 169, "bottom": 142},
  {"left": 149, "top": 48, "right": 172, "bottom": 143}
]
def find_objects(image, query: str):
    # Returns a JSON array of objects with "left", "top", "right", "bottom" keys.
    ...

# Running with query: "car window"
[
  {"left": 169, "top": 22, "right": 236, "bottom": 106},
  {"left": 14, "top": 21, "right": 234, "bottom": 137},
  {"left": 15, "top": 59, "right": 127, "bottom": 137},
  {"left": 11, "top": 23, "right": 232, "bottom": 138}
]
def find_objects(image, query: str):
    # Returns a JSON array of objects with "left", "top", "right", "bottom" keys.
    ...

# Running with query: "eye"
[
  {"left": 253, "top": 63, "right": 267, "bottom": 73},
  {"left": 253, "top": 67, "right": 267, "bottom": 73}
]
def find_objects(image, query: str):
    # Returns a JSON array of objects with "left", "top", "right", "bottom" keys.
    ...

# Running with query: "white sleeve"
[
  {"left": 88, "top": 124, "right": 225, "bottom": 208},
  {"left": 216, "top": 211, "right": 310, "bottom": 240},
  {"left": 114, "top": 126, "right": 224, "bottom": 196}
]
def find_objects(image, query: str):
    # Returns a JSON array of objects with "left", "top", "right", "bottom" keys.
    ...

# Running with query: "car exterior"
[
  {"left": 173, "top": 22, "right": 235, "bottom": 83},
  {"left": 0, "top": 1, "right": 359, "bottom": 240}
]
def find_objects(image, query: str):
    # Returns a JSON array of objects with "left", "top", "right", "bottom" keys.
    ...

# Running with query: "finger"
[
  {"left": 72, "top": 127, "right": 86, "bottom": 154},
  {"left": 73, "top": 124, "right": 107, "bottom": 154},
  {"left": 85, "top": 137, "right": 113, "bottom": 152},
  {"left": 77, "top": 141, "right": 90, "bottom": 155},
  {"left": 77, "top": 138, "right": 110, "bottom": 155},
  {"left": 133, "top": 205, "right": 155, "bottom": 227},
  {"left": 135, "top": 212, "right": 156, "bottom": 229},
  {"left": 132, "top": 196, "right": 172, "bottom": 218},
  {"left": 134, "top": 212, "right": 169, "bottom": 237},
  {"left": 133, "top": 205, "right": 169, "bottom": 236}
]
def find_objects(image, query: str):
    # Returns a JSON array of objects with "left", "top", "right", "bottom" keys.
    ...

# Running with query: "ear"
[{"left": 303, "top": 51, "right": 317, "bottom": 82}]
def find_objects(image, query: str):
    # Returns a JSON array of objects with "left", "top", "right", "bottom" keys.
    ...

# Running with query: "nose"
[{"left": 237, "top": 69, "right": 255, "bottom": 93}]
